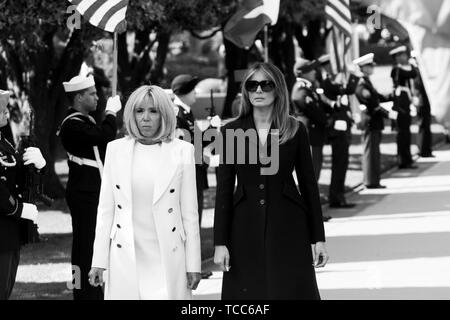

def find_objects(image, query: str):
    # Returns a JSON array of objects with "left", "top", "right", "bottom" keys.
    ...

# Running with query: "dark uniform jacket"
[
  {"left": 291, "top": 78, "right": 332, "bottom": 146},
  {"left": 0, "top": 135, "right": 33, "bottom": 252},
  {"left": 391, "top": 65, "right": 418, "bottom": 114},
  {"left": 355, "top": 76, "right": 389, "bottom": 131},
  {"left": 58, "top": 109, "right": 117, "bottom": 194},
  {"left": 174, "top": 102, "right": 209, "bottom": 190},
  {"left": 321, "top": 74, "right": 359, "bottom": 138},
  {"left": 214, "top": 114, "right": 325, "bottom": 299}
]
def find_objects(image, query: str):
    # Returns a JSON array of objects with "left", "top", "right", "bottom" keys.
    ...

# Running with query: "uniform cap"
[
  {"left": 353, "top": 53, "right": 376, "bottom": 67},
  {"left": 389, "top": 45, "right": 408, "bottom": 56},
  {"left": 171, "top": 74, "right": 199, "bottom": 95},
  {"left": 63, "top": 75, "right": 95, "bottom": 92}
]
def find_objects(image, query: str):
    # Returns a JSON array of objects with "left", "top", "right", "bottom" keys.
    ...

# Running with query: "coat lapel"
[{"left": 152, "top": 141, "right": 179, "bottom": 205}]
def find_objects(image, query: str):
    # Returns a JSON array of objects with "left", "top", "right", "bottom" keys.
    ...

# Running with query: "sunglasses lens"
[
  {"left": 260, "top": 81, "right": 275, "bottom": 92},
  {"left": 245, "top": 81, "right": 259, "bottom": 92}
]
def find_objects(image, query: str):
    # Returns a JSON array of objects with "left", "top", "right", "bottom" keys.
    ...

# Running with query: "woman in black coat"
[{"left": 213, "top": 62, "right": 329, "bottom": 300}]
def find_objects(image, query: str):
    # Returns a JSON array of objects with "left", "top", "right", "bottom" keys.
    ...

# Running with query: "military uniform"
[
  {"left": 58, "top": 109, "right": 116, "bottom": 300},
  {"left": 414, "top": 74, "right": 433, "bottom": 157},
  {"left": 355, "top": 76, "right": 389, "bottom": 187},
  {"left": 0, "top": 134, "right": 35, "bottom": 299},
  {"left": 391, "top": 64, "right": 418, "bottom": 167},
  {"left": 321, "top": 74, "right": 359, "bottom": 206},
  {"left": 173, "top": 99, "right": 209, "bottom": 224},
  {"left": 291, "top": 78, "right": 332, "bottom": 181}
]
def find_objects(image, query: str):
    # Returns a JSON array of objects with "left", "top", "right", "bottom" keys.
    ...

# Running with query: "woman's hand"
[
  {"left": 312, "top": 242, "right": 329, "bottom": 268},
  {"left": 187, "top": 272, "right": 201, "bottom": 290},
  {"left": 88, "top": 267, "right": 106, "bottom": 287},
  {"left": 214, "top": 245, "right": 230, "bottom": 272}
]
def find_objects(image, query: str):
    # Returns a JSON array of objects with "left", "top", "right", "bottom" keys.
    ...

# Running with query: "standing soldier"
[
  {"left": 58, "top": 75, "right": 121, "bottom": 300},
  {"left": 171, "top": 74, "right": 216, "bottom": 278},
  {"left": 0, "top": 89, "right": 46, "bottom": 299},
  {"left": 291, "top": 58, "right": 332, "bottom": 220},
  {"left": 316, "top": 55, "right": 359, "bottom": 209},
  {"left": 354, "top": 54, "right": 390, "bottom": 189},
  {"left": 389, "top": 45, "right": 418, "bottom": 169},
  {"left": 413, "top": 70, "right": 434, "bottom": 158}
]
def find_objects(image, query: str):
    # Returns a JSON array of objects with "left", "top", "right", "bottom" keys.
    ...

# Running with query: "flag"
[
  {"left": 224, "top": 0, "right": 280, "bottom": 49},
  {"left": 68, "top": 0, "right": 129, "bottom": 33},
  {"left": 325, "top": 0, "right": 353, "bottom": 75},
  {"left": 361, "top": 0, "right": 450, "bottom": 125}
]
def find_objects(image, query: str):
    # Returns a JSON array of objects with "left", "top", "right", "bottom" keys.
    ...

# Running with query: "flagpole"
[
  {"left": 112, "top": 32, "right": 118, "bottom": 97},
  {"left": 264, "top": 24, "right": 269, "bottom": 63},
  {"left": 331, "top": 26, "right": 342, "bottom": 73}
]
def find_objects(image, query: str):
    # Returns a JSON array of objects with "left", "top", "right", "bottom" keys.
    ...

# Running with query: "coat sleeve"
[
  {"left": 294, "top": 122, "right": 326, "bottom": 244},
  {"left": 213, "top": 126, "right": 236, "bottom": 247},
  {"left": 180, "top": 144, "right": 201, "bottom": 273},
  {"left": 91, "top": 142, "right": 115, "bottom": 269},
  {"left": 0, "top": 183, "right": 23, "bottom": 220},
  {"left": 62, "top": 114, "right": 117, "bottom": 147}
]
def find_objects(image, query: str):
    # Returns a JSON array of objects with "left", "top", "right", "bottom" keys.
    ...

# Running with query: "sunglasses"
[{"left": 245, "top": 80, "right": 275, "bottom": 92}]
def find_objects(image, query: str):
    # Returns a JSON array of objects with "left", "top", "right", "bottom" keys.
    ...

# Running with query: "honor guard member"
[
  {"left": 354, "top": 54, "right": 390, "bottom": 189},
  {"left": 389, "top": 45, "right": 418, "bottom": 169},
  {"left": 0, "top": 90, "right": 46, "bottom": 299},
  {"left": 315, "top": 55, "right": 359, "bottom": 209},
  {"left": 58, "top": 75, "right": 121, "bottom": 300},
  {"left": 414, "top": 71, "right": 434, "bottom": 158},
  {"left": 171, "top": 74, "right": 217, "bottom": 279},
  {"left": 291, "top": 58, "right": 333, "bottom": 214}
]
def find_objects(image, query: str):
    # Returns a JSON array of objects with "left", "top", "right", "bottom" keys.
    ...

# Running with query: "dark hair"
[{"left": 66, "top": 88, "right": 89, "bottom": 105}]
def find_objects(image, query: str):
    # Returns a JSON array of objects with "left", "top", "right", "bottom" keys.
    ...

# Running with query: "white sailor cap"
[
  {"left": 353, "top": 53, "right": 375, "bottom": 67},
  {"left": 63, "top": 75, "right": 95, "bottom": 92},
  {"left": 0, "top": 89, "right": 11, "bottom": 110},
  {"left": 389, "top": 45, "right": 408, "bottom": 56}
]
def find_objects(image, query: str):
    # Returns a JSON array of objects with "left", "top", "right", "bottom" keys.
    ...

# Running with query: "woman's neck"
[
  {"left": 137, "top": 139, "right": 160, "bottom": 145},
  {"left": 252, "top": 106, "right": 273, "bottom": 125}
]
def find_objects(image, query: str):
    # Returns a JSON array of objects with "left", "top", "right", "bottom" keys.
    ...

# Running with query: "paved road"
[{"left": 195, "top": 144, "right": 450, "bottom": 300}]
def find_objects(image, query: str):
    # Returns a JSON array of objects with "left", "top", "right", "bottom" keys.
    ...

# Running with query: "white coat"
[{"left": 91, "top": 137, "right": 201, "bottom": 300}]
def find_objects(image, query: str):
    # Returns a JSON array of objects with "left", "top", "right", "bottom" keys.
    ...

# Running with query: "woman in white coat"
[{"left": 88, "top": 85, "right": 201, "bottom": 300}]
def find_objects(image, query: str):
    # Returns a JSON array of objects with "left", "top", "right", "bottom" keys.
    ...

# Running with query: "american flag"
[
  {"left": 325, "top": 0, "right": 352, "bottom": 50},
  {"left": 68, "top": 0, "right": 129, "bottom": 33}
]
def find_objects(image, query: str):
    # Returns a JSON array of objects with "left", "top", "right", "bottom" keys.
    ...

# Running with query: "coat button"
[
  {"left": 173, "top": 246, "right": 178, "bottom": 252},
  {"left": 259, "top": 184, "right": 265, "bottom": 190},
  {"left": 260, "top": 199, "right": 265, "bottom": 205},
  {"left": 117, "top": 244, "right": 122, "bottom": 248},
  {"left": 116, "top": 185, "right": 120, "bottom": 189},
  {"left": 168, "top": 208, "right": 173, "bottom": 213},
  {"left": 172, "top": 227, "right": 176, "bottom": 232},
  {"left": 117, "top": 224, "right": 121, "bottom": 229},
  {"left": 117, "top": 205, "right": 122, "bottom": 209},
  {"left": 170, "top": 189, "right": 175, "bottom": 193}
]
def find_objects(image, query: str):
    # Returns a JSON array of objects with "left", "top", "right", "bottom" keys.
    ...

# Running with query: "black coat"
[
  {"left": 391, "top": 65, "right": 417, "bottom": 114},
  {"left": 214, "top": 114, "right": 325, "bottom": 300}
]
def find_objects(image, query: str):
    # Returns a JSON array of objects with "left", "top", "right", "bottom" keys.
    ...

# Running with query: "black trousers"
[
  {"left": 329, "top": 135, "right": 350, "bottom": 204},
  {"left": 396, "top": 113, "right": 413, "bottom": 166},
  {"left": 66, "top": 191, "right": 103, "bottom": 300},
  {"left": 363, "top": 130, "right": 382, "bottom": 187},
  {"left": 418, "top": 114, "right": 433, "bottom": 156},
  {"left": 311, "top": 145, "right": 324, "bottom": 182},
  {"left": 0, "top": 249, "right": 20, "bottom": 300}
]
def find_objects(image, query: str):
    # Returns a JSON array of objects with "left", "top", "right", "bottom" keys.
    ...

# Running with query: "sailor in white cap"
[
  {"left": 58, "top": 75, "right": 122, "bottom": 300},
  {"left": 389, "top": 45, "right": 419, "bottom": 169},
  {"left": 353, "top": 53, "right": 392, "bottom": 189}
]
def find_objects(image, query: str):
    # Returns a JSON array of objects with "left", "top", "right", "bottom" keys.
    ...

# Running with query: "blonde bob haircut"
[{"left": 124, "top": 85, "right": 176, "bottom": 142}]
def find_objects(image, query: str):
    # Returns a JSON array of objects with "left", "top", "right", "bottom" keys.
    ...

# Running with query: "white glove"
[
  {"left": 21, "top": 203, "right": 38, "bottom": 223},
  {"left": 23, "top": 147, "right": 46, "bottom": 170},
  {"left": 105, "top": 96, "right": 122, "bottom": 114},
  {"left": 210, "top": 115, "right": 222, "bottom": 128}
]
